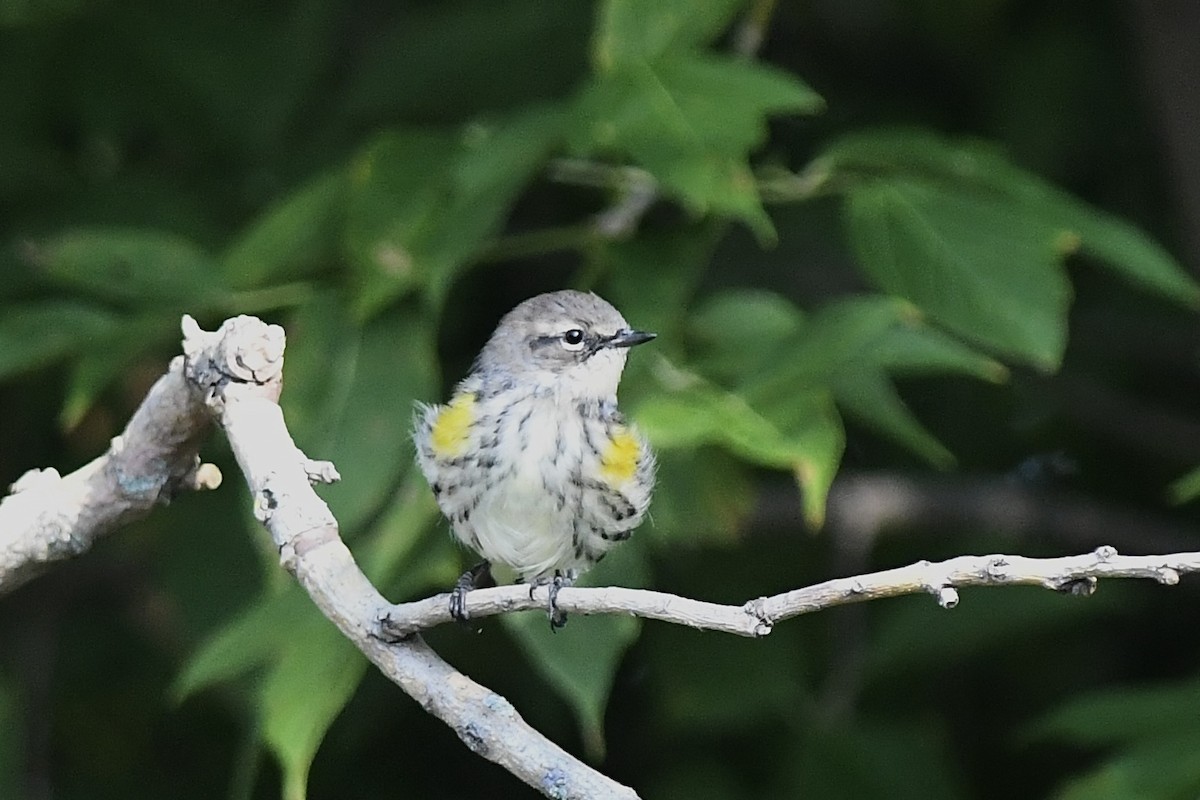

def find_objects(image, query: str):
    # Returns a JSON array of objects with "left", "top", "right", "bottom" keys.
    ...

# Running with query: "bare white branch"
[
  {"left": 380, "top": 546, "right": 1200, "bottom": 638},
  {"left": 187, "top": 315, "right": 638, "bottom": 800},
  {"left": 0, "top": 353, "right": 220, "bottom": 595}
]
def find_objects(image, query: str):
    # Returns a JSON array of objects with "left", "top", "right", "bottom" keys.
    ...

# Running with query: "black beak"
[{"left": 606, "top": 329, "right": 656, "bottom": 348}]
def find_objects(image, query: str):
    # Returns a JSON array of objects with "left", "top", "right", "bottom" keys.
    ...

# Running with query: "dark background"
[{"left": 3, "top": 1, "right": 1200, "bottom": 798}]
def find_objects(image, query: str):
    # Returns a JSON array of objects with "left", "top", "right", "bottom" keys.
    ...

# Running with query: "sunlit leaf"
[
  {"left": 826, "top": 129, "right": 1200, "bottom": 368},
  {"left": 824, "top": 129, "right": 1200, "bottom": 308},
  {"left": 845, "top": 178, "right": 1070, "bottom": 370},
  {"left": 572, "top": 53, "right": 821, "bottom": 241},
  {"left": 635, "top": 369, "right": 843, "bottom": 526}
]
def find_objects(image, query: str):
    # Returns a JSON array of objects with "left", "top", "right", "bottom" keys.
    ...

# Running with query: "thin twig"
[{"left": 380, "top": 546, "right": 1200, "bottom": 639}]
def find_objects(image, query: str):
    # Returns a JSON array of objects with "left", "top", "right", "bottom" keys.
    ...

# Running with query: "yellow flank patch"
[
  {"left": 600, "top": 427, "right": 640, "bottom": 485},
  {"left": 431, "top": 393, "right": 476, "bottom": 457}
]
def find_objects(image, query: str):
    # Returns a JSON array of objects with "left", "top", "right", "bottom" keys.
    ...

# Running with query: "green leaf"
[
  {"left": 826, "top": 130, "right": 1200, "bottom": 361},
  {"left": 347, "top": 111, "right": 565, "bottom": 316},
  {"left": 435, "top": 104, "right": 569, "bottom": 303},
  {"left": 1167, "top": 465, "right": 1200, "bottom": 505},
  {"left": 686, "top": 288, "right": 805, "bottom": 385},
  {"left": 845, "top": 178, "right": 1071, "bottom": 369},
  {"left": 635, "top": 368, "right": 843, "bottom": 526},
  {"left": 59, "top": 314, "right": 180, "bottom": 429},
  {"left": 831, "top": 369, "right": 954, "bottom": 468},
  {"left": 824, "top": 130, "right": 1200, "bottom": 308},
  {"left": 1030, "top": 678, "right": 1200, "bottom": 749},
  {"left": 503, "top": 540, "right": 648, "bottom": 759},
  {"left": 454, "top": 105, "right": 567, "bottom": 200},
  {"left": 680, "top": 293, "right": 999, "bottom": 477},
  {"left": 593, "top": 0, "right": 745, "bottom": 68},
  {"left": 173, "top": 590, "right": 306, "bottom": 701},
  {"left": 262, "top": 612, "right": 367, "bottom": 800},
  {"left": 652, "top": 55, "right": 824, "bottom": 147},
  {"left": 177, "top": 488, "right": 448, "bottom": 800},
  {"left": 0, "top": 301, "right": 121, "bottom": 379},
  {"left": 598, "top": 222, "right": 724, "bottom": 352},
  {"left": 867, "top": 324, "right": 1009, "bottom": 382},
  {"left": 646, "top": 447, "right": 757, "bottom": 546},
  {"left": 30, "top": 228, "right": 228, "bottom": 310},
  {"left": 572, "top": 53, "right": 822, "bottom": 241},
  {"left": 1049, "top": 735, "right": 1200, "bottom": 800},
  {"left": 1066, "top": 205, "right": 1200, "bottom": 307},
  {"left": 736, "top": 295, "right": 916, "bottom": 400},
  {"left": 222, "top": 169, "right": 349, "bottom": 288},
  {"left": 345, "top": 129, "right": 459, "bottom": 314},
  {"left": 282, "top": 298, "right": 439, "bottom": 534},
  {"left": 358, "top": 470, "right": 453, "bottom": 589},
  {"left": 688, "top": 288, "right": 805, "bottom": 357},
  {"left": 176, "top": 588, "right": 367, "bottom": 800}
]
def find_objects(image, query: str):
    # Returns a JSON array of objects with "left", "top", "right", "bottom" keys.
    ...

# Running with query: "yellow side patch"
[
  {"left": 600, "top": 427, "right": 640, "bottom": 485},
  {"left": 431, "top": 393, "right": 476, "bottom": 457}
]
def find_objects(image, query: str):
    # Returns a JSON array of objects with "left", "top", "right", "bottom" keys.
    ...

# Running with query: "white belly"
[{"left": 471, "top": 397, "right": 586, "bottom": 579}]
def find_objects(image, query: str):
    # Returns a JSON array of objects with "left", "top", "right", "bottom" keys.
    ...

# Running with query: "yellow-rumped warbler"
[{"left": 414, "top": 290, "right": 656, "bottom": 627}]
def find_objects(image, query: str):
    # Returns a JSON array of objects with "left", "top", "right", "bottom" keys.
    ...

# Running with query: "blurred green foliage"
[{"left": 3, "top": 1, "right": 1200, "bottom": 798}]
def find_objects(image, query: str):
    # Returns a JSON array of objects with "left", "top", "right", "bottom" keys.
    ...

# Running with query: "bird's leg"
[
  {"left": 449, "top": 560, "right": 494, "bottom": 623},
  {"left": 546, "top": 569, "right": 577, "bottom": 631}
]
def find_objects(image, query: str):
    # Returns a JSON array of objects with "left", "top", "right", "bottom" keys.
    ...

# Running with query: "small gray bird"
[{"left": 413, "top": 290, "right": 656, "bottom": 627}]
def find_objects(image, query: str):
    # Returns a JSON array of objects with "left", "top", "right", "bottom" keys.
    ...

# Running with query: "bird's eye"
[{"left": 562, "top": 329, "right": 586, "bottom": 350}]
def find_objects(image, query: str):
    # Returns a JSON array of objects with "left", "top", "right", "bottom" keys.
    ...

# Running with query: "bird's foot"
[
  {"left": 449, "top": 561, "right": 494, "bottom": 624},
  {"left": 544, "top": 570, "right": 576, "bottom": 631}
]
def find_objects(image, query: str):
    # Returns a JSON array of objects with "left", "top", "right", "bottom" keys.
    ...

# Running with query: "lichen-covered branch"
[{"left": 0, "top": 353, "right": 221, "bottom": 595}]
